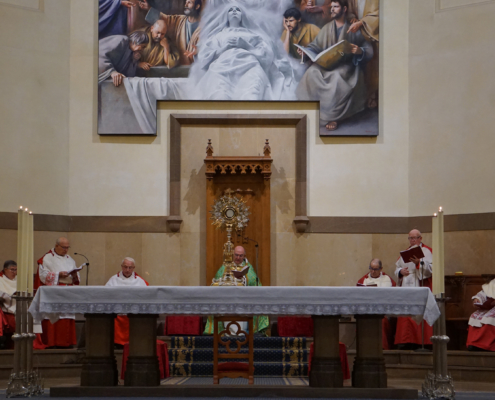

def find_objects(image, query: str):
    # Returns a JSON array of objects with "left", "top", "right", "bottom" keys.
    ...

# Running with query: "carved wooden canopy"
[{"left": 204, "top": 139, "right": 273, "bottom": 181}]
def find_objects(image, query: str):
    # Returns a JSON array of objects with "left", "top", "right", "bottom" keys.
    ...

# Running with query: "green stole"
[{"left": 203, "top": 261, "right": 269, "bottom": 335}]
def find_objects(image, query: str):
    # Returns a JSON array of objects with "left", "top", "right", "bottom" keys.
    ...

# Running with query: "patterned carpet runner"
[{"left": 169, "top": 336, "right": 309, "bottom": 377}]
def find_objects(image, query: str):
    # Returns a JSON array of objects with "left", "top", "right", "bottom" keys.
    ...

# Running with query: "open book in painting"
[{"left": 295, "top": 40, "right": 352, "bottom": 69}]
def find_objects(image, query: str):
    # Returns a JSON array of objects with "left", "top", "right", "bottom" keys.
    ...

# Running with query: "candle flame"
[
  {"left": 24, "top": 208, "right": 28, "bottom": 212},
  {"left": 29, "top": 211, "right": 33, "bottom": 215},
  {"left": 434, "top": 213, "right": 437, "bottom": 217},
  {"left": 19, "top": 205, "right": 23, "bottom": 209},
  {"left": 439, "top": 206, "right": 443, "bottom": 212}
]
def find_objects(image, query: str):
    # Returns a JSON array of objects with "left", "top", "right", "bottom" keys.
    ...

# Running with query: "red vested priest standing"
[
  {"left": 105, "top": 257, "right": 148, "bottom": 346},
  {"left": 0, "top": 261, "right": 18, "bottom": 348},
  {"left": 394, "top": 229, "right": 433, "bottom": 348},
  {"left": 35, "top": 237, "right": 80, "bottom": 348}
]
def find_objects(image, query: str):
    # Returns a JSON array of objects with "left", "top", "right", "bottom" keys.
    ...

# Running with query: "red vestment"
[
  {"left": 466, "top": 283, "right": 495, "bottom": 351},
  {"left": 394, "top": 245, "right": 433, "bottom": 346},
  {"left": 394, "top": 316, "right": 432, "bottom": 345},
  {"left": 0, "top": 309, "right": 15, "bottom": 337},
  {"left": 106, "top": 272, "right": 149, "bottom": 345},
  {"left": 34, "top": 252, "right": 79, "bottom": 348},
  {"left": 466, "top": 324, "right": 495, "bottom": 351},
  {"left": 394, "top": 276, "right": 433, "bottom": 345}
]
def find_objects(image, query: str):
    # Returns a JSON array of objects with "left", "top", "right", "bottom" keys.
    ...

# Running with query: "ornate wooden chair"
[{"left": 213, "top": 316, "right": 254, "bottom": 384}]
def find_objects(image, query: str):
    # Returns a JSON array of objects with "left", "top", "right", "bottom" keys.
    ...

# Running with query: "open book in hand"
[
  {"left": 295, "top": 40, "right": 353, "bottom": 69},
  {"left": 357, "top": 283, "right": 377, "bottom": 287},
  {"left": 232, "top": 264, "right": 250, "bottom": 279},
  {"left": 67, "top": 263, "right": 87, "bottom": 275},
  {"left": 400, "top": 245, "right": 425, "bottom": 264}
]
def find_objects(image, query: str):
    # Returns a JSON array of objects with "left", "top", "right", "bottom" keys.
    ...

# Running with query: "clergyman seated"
[
  {"left": 203, "top": 246, "right": 269, "bottom": 335},
  {"left": 356, "top": 258, "right": 396, "bottom": 349}
]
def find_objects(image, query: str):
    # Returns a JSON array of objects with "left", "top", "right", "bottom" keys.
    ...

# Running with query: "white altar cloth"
[{"left": 29, "top": 286, "right": 440, "bottom": 326}]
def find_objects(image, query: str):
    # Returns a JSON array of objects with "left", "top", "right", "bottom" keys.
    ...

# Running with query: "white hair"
[
  {"left": 121, "top": 257, "right": 136, "bottom": 266},
  {"left": 55, "top": 237, "right": 69, "bottom": 245}
]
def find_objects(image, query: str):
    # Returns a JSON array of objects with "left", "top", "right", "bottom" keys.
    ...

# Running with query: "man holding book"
[
  {"left": 106, "top": 257, "right": 148, "bottom": 347},
  {"left": 0, "top": 261, "right": 17, "bottom": 348},
  {"left": 296, "top": 0, "right": 373, "bottom": 131},
  {"left": 203, "top": 246, "right": 269, "bottom": 335},
  {"left": 394, "top": 229, "right": 434, "bottom": 349},
  {"left": 356, "top": 258, "right": 396, "bottom": 349},
  {"left": 35, "top": 237, "right": 80, "bottom": 348},
  {"left": 357, "top": 258, "right": 395, "bottom": 287}
]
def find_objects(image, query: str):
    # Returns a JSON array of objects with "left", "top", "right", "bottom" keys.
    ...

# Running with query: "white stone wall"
[{"left": 3, "top": 0, "right": 494, "bottom": 218}]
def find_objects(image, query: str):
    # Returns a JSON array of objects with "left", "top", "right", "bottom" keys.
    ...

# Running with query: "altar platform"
[{"left": 28, "top": 286, "right": 440, "bottom": 398}]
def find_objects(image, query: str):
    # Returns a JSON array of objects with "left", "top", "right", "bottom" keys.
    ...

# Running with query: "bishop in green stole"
[{"left": 203, "top": 256, "right": 269, "bottom": 335}]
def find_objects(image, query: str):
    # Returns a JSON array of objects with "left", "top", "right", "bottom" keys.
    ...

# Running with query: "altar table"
[{"left": 29, "top": 286, "right": 439, "bottom": 393}]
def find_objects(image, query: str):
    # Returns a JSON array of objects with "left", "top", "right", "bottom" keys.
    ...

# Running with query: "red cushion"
[
  {"left": 218, "top": 362, "right": 249, "bottom": 372},
  {"left": 165, "top": 316, "right": 202, "bottom": 335},
  {"left": 278, "top": 316, "right": 314, "bottom": 337}
]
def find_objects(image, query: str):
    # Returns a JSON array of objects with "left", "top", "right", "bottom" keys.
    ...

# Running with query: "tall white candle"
[
  {"left": 28, "top": 212, "right": 34, "bottom": 294},
  {"left": 438, "top": 207, "right": 445, "bottom": 294},
  {"left": 20, "top": 207, "right": 29, "bottom": 293},
  {"left": 16, "top": 206, "right": 23, "bottom": 293},
  {"left": 432, "top": 213, "right": 441, "bottom": 295}
]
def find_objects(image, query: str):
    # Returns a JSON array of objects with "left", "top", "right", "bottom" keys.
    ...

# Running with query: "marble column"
[
  {"left": 81, "top": 314, "right": 118, "bottom": 386},
  {"left": 352, "top": 314, "right": 387, "bottom": 388},
  {"left": 309, "top": 315, "right": 343, "bottom": 387},
  {"left": 124, "top": 314, "right": 160, "bottom": 386}
]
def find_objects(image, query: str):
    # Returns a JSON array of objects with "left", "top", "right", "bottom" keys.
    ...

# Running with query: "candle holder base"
[
  {"left": 6, "top": 373, "right": 29, "bottom": 398},
  {"left": 422, "top": 371, "right": 455, "bottom": 400},
  {"left": 414, "top": 347, "right": 432, "bottom": 353},
  {"left": 26, "top": 371, "right": 44, "bottom": 397},
  {"left": 421, "top": 293, "right": 455, "bottom": 400}
]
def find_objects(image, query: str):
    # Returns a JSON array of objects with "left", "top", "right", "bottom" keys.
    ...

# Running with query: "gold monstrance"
[{"left": 210, "top": 189, "right": 250, "bottom": 286}]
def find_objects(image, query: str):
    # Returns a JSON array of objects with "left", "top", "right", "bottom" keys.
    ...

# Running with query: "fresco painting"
[{"left": 98, "top": 0, "right": 379, "bottom": 136}]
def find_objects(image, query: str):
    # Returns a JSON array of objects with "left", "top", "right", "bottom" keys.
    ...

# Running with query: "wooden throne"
[{"left": 205, "top": 139, "right": 272, "bottom": 286}]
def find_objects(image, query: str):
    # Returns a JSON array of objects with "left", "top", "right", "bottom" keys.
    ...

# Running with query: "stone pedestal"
[
  {"left": 125, "top": 314, "right": 160, "bottom": 386},
  {"left": 309, "top": 315, "right": 343, "bottom": 388},
  {"left": 352, "top": 314, "right": 387, "bottom": 388},
  {"left": 81, "top": 314, "right": 118, "bottom": 386}
]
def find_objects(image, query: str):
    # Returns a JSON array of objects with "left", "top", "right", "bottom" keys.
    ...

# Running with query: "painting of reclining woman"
[
  {"left": 97, "top": 0, "right": 379, "bottom": 137},
  {"left": 189, "top": 4, "right": 295, "bottom": 101}
]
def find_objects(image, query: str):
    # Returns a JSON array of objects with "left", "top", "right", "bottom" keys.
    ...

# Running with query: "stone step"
[
  {"left": 169, "top": 336, "right": 308, "bottom": 350},
  {"left": 1, "top": 347, "right": 493, "bottom": 381},
  {"left": 169, "top": 362, "right": 308, "bottom": 377},
  {"left": 1, "top": 357, "right": 492, "bottom": 382},
  {"left": 168, "top": 348, "right": 308, "bottom": 363},
  {"left": 0, "top": 350, "right": 124, "bottom": 380},
  {"left": 0, "top": 349, "right": 86, "bottom": 366},
  {"left": 0, "top": 349, "right": 124, "bottom": 365},
  {"left": 0, "top": 363, "right": 82, "bottom": 380},
  {"left": 381, "top": 350, "right": 495, "bottom": 368},
  {"left": 386, "top": 363, "right": 495, "bottom": 382}
]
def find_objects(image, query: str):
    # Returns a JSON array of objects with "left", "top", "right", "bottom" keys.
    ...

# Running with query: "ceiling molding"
[
  {"left": 435, "top": 0, "right": 495, "bottom": 13},
  {"left": 0, "top": 0, "right": 43, "bottom": 12}
]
